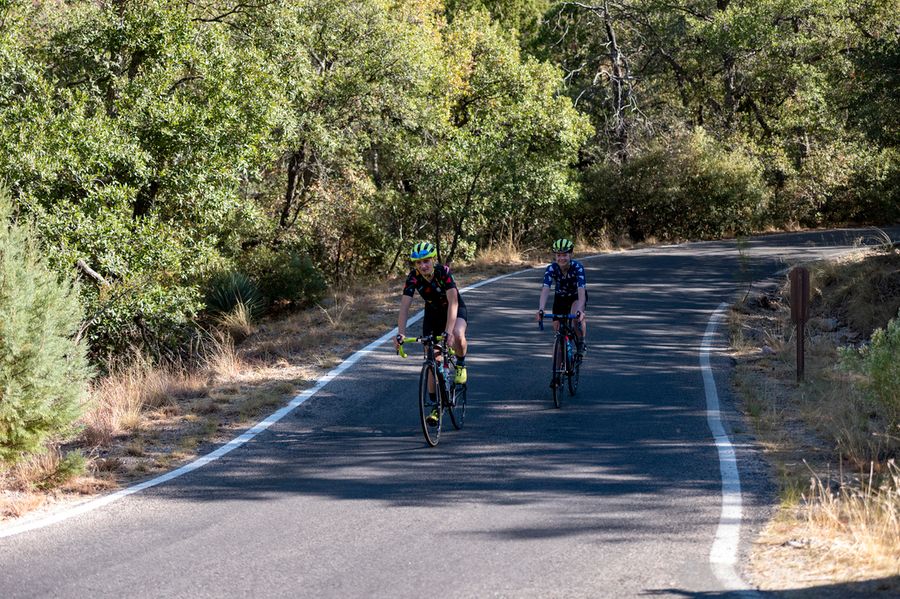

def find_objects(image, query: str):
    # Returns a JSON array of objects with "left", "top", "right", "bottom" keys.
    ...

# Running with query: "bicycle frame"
[
  {"left": 539, "top": 313, "right": 580, "bottom": 356},
  {"left": 397, "top": 334, "right": 465, "bottom": 445},
  {"left": 397, "top": 334, "right": 453, "bottom": 395},
  {"left": 539, "top": 312, "right": 581, "bottom": 407}
]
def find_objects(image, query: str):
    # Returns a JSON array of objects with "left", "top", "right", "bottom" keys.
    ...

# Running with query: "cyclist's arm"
[
  {"left": 397, "top": 294, "right": 413, "bottom": 343},
  {"left": 445, "top": 288, "right": 459, "bottom": 335},
  {"left": 538, "top": 286, "right": 551, "bottom": 318}
]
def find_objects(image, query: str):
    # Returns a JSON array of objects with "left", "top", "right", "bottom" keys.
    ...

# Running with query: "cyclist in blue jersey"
[{"left": 537, "top": 238, "right": 587, "bottom": 359}]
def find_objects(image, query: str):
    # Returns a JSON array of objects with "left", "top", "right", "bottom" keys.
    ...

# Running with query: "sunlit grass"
[{"left": 802, "top": 461, "right": 900, "bottom": 577}]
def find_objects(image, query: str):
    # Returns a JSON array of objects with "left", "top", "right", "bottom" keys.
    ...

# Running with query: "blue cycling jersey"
[{"left": 542, "top": 260, "right": 586, "bottom": 297}]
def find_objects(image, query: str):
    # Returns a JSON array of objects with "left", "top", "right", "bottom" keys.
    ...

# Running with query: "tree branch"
[{"left": 76, "top": 259, "right": 109, "bottom": 286}]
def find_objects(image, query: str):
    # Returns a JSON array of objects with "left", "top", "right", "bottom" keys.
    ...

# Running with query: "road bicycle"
[
  {"left": 538, "top": 312, "right": 581, "bottom": 408},
  {"left": 397, "top": 334, "right": 467, "bottom": 446}
]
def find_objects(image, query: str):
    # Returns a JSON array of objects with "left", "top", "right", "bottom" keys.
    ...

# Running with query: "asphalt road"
[{"left": 1, "top": 227, "right": 896, "bottom": 598}]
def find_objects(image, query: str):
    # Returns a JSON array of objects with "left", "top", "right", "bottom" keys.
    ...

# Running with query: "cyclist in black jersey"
[
  {"left": 537, "top": 238, "right": 587, "bottom": 358},
  {"left": 394, "top": 242, "right": 468, "bottom": 393}
]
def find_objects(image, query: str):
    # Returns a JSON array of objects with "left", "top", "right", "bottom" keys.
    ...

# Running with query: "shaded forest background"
[{"left": 0, "top": 0, "right": 897, "bottom": 367}]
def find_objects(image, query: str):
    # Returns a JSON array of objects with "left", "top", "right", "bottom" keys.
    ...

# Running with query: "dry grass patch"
[
  {"left": 215, "top": 301, "right": 255, "bottom": 343},
  {"left": 464, "top": 239, "right": 540, "bottom": 273},
  {"left": 81, "top": 357, "right": 209, "bottom": 447},
  {"left": 0, "top": 491, "right": 45, "bottom": 519},
  {"left": 805, "top": 462, "right": 900, "bottom": 572}
]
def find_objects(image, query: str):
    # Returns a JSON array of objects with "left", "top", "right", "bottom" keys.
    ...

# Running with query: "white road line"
[
  {"left": 701, "top": 302, "right": 760, "bottom": 597},
  {"left": 0, "top": 268, "right": 529, "bottom": 539}
]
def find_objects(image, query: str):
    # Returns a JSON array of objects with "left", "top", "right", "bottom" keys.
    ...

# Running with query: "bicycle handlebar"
[
  {"left": 396, "top": 334, "right": 447, "bottom": 358},
  {"left": 538, "top": 312, "right": 580, "bottom": 331}
]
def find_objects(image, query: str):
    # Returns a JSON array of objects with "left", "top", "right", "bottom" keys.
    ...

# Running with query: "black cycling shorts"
[
  {"left": 423, "top": 302, "right": 468, "bottom": 337},
  {"left": 552, "top": 291, "right": 587, "bottom": 322}
]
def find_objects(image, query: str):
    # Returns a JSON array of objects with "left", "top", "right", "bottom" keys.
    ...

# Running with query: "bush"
[
  {"left": 204, "top": 271, "right": 265, "bottom": 319},
  {"left": 246, "top": 245, "right": 327, "bottom": 308},
  {"left": 825, "top": 146, "right": 900, "bottom": 225},
  {"left": 580, "top": 128, "right": 769, "bottom": 241},
  {"left": 841, "top": 309, "right": 900, "bottom": 427},
  {"left": 0, "top": 193, "right": 91, "bottom": 465}
]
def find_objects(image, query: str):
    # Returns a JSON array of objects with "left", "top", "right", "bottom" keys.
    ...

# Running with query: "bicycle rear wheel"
[
  {"left": 419, "top": 363, "right": 442, "bottom": 446},
  {"left": 551, "top": 337, "right": 564, "bottom": 409},
  {"left": 567, "top": 338, "right": 580, "bottom": 396},
  {"left": 449, "top": 382, "right": 467, "bottom": 430}
]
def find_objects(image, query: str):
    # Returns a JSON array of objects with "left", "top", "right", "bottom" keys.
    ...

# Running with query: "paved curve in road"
[{"left": 0, "top": 228, "right": 896, "bottom": 598}]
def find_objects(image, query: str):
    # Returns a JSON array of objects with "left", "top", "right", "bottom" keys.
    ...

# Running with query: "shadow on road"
[{"left": 645, "top": 574, "right": 900, "bottom": 597}]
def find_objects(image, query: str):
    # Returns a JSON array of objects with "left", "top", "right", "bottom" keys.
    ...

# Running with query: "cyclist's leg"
[
  {"left": 576, "top": 291, "right": 588, "bottom": 355},
  {"left": 422, "top": 309, "right": 439, "bottom": 394},
  {"left": 452, "top": 303, "right": 468, "bottom": 357},
  {"left": 553, "top": 294, "right": 576, "bottom": 360},
  {"left": 551, "top": 294, "right": 572, "bottom": 333},
  {"left": 452, "top": 303, "right": 467, "bottom": 383}
]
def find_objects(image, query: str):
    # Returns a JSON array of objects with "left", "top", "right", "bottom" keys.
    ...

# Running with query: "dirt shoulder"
[{"left": 730, "top": 247, "right": 900, "bottom": 596}]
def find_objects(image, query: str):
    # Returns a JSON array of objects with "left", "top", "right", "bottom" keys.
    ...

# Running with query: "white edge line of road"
[
  {"left": 0, "top": 267, "right": 529, "bottom": 539},
  {"left": 701, "top": 302, "right": 760, "bottom": 597}
]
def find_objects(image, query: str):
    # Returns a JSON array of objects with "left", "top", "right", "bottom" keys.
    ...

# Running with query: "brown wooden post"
[{"left": 789, "top": 266, "right": 810, "bottom": 382}]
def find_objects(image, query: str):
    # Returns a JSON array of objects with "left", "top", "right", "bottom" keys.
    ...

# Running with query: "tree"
[
  {"left": 0, "top": 190, "right": 91, "bottom": 463},
  {"left": 0, "top": 0, "right": 281, "bottom": 358},
  {"left": 411, "top": 10, "right": 591, "bottom": 261}
]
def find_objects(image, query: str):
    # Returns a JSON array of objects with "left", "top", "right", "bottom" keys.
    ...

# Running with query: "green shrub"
[
  {"left": 204, "top": 271, "right": 265, "bottom": 319},
  {"left": 580, "top": 128, "right": 769, "bottom": 241},
  {"left": 840, "top": 309, "right": 900, "bottom": 426},
  {"left": 37, "top": 450, "right": 87, "bottom": 490},
  {"left": 826, "top": 146, "right": 900, "bottom": 225},
  {"left": 246, "top": 245, "right": 327, "bottom": 308},
  {"left": 0, "top": 193, "right": 91, "bottom": 465}
]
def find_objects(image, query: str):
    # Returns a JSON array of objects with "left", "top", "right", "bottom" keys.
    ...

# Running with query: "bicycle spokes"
[{"left": 419, "top": 363, "right": 442, "bottom": 446}]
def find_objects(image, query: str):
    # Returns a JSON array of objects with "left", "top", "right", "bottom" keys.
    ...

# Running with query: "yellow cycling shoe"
[{"left": 454, "top": 366, "right": 467, "bottom": 385}]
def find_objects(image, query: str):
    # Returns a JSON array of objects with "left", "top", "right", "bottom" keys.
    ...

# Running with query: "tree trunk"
[
  {"left": 446, "top": 163, "right": 485, "bottom": 263},
  {"left": 434, "top": 210, "right": 443, "bottom": 263},
  {"left": 601, "top": 1, "right": 630, "bottom": 163},
  {"left": 280, "top": 150, "right": 301, "bottom": 230},
  {"left": 717, "top": 0, "right": 737, "bottom": 130},
  {"left": 279, "top": 145, "right": 314, "bottom": 233}
]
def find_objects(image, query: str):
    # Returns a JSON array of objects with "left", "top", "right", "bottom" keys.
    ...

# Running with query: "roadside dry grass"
[
  {"left": 730, "top": 245, "right": 900, "bottom": 595},
  {"left": 0, "top": 242, "right": 559, "bottom": 523}
]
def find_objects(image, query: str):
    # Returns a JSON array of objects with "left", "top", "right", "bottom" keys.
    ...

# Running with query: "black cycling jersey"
[{"left": 403, "top": 264, "right": 467, "bottom": 313}]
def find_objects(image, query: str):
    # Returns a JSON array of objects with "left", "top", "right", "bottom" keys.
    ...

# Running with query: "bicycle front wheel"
[
  {"left": 551, "top": 337, "right": 564, "bottom": 409},
  {"left": 419, "top": 363, "right": 442, "bottom": 446},
  {"left": 449, "top": 382, "right": 467, "bottom": 430}
]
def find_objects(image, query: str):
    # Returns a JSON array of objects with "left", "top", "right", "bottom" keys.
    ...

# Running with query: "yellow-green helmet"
[
  {"left": 552, "top": 238, "right": 574, "bottom": 253},
  {"left": 409, "top": 241, "right": 437, "bottom": 261}
]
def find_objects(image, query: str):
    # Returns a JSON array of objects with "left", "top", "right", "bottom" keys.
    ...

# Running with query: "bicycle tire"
[
  {"left": 566, "top": 340, "right": 581, "bottom": 397},
  {"left": 419, "top": 363, "right": 442, "bottom": 446},
  {"left": 551, "top": 336, "right": 564, "bottom": 409},
  {"left": 567, "top": 348, "right": 580, "bottom": 396},
  {"left": 449, "top": 382, "right": 467, "bottom": 429}
]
